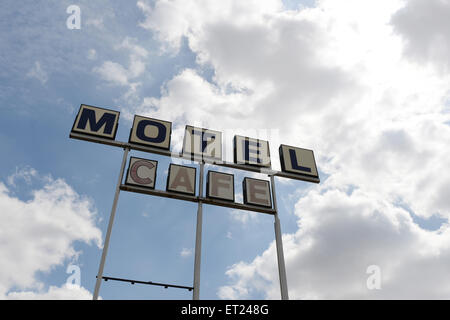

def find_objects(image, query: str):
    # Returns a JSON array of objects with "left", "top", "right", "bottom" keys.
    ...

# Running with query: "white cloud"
[
  {"left": 229, "top": 210, "right": 259, "bottom": 225},
  {"left": 85, "top": 9, "right": 115, "bottom": 31},
  {"left": 391, "top": 0, "right": 450, "bottom": 72},
  {"left": 117, "top": 37, "right": 149, "bottom": 59},
  {"left": 7, "top": 166, "right": 39, "bottom": 187},
  {"left": 87, "top": 49, "right": 97, "bottom": 60},
  {"left": 26, "top": 61, "right": 48, "bottom": 85},
  {"left": 93, "top": 61, "right": 129, "bottom": 86},
  {"left": 137, "top": 0, "right": 450, "bottom": 298},
  {"left": 180, "top": 247, "right": 193, "bottom": 258},
  {"left": 138, "top": 0, "right": 284, "bottom": 53},
  {"left": 6, "top": 284, "right": 93, "bottom": 300},
  {"left": 219, "top": 189, "right": 450, "bottom": 299},
  {"left": 0, "top": 171, "right": 102, "bottom": 299},
  {"left": 116, "top": 37, "right": 149, "bottom": 79},
  {"left": 93, "top": 37, "right": 149, "bottom": 107},
  {"left": 86, "top": 18, "right": 104, "bottom": 29}
]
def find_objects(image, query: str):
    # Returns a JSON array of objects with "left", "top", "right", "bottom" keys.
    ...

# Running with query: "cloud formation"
[
  {"left": 391, "top": 0, "right": 450, "bottom": 71},
  {"left": 93, "top": 37, "right": 148, "bottom": 86},
  {"left": 26, "top": 61, "right": 48, "bottom": 85},
  {"left": 6, "top": 284, "right": 94, "bottom": 300},
  {"left": 0, "top": 170, "right": 102, "bottom": 299},
  {"left": 136, "top": 0, "right": 450, "bottom": 298},
  {"left": 219, "top": 189, "right": 450, "bottom": 299}
]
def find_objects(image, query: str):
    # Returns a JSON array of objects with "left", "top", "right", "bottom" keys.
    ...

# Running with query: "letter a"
[
  {"left": 66, "top": 5, "right": 81, "bottom": 30},
  {"left": 66, "top": 265, "right": 81, "bottom": 286},
  {"left": 170, "top": 167, "right": 194, "bottom": 193},
  {"left": 366, "top": 265, "right": 381, "bottom": 290}
]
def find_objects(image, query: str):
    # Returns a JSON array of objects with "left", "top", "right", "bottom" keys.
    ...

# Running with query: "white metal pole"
[
  {"left": 93, "top": 147, "right": 129, "bottom": 300},
  {"left": 193, "top": 162, "right": 205, "bottom": 300},
  {"left": 270, "top": 175, "right": 289, "bottom": 300}
]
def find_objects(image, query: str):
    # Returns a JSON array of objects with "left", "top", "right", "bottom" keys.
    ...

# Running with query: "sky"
[{"left": 1, "top": 0, "right": 450, "bottom": 300}]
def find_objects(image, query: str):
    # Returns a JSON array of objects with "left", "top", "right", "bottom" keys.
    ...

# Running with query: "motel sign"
[{"left": 70, "top": 104, "right": 320, "bottom": 300}]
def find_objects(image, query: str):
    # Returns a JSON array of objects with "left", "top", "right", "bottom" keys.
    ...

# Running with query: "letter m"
[{"left": 72, "top": 105, "right": 120, "bottom": 140}]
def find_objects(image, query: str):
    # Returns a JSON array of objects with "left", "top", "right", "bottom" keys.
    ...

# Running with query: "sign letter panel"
[
  {"left": 182, "top": 126, "right": 222, "bottom": 160},
  {"left": 71, "top": 104, "right": 120, "bottom": 140},
  {"left": 129, "top": 115, "right": 171, "bottom": 150},
  {"left": 125, "top": 157, "right": 158, "bottom": 189},
  {"left": 166, "top": 164, "right": 197, "bottom": 195},
  {"left": 206, "top": 171, "right": 234, "bottom": 202},
  {"left": 234, "top": 136, "right": 271, "bottom": 168},
  {"left": 243, "top": 177, "right": 272, "bottom": 208},
  {"left": 279, "top": 145, "right": 318, "bottom": 178}
]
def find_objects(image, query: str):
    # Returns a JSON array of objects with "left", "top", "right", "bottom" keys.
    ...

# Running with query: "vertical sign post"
[
  {"left": 93, "top": 147, "right": 129, "bottom": 300},
  {"left": 193, "top": 162, "right": 205, "bottom": 300},
  {"left": 270, "top": 175, "right": 289, "bottom": 300}
]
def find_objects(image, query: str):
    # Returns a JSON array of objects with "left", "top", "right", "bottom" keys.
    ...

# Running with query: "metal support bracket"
[{"left": 99, "top": 276, "right": 194, "bottom": 291}]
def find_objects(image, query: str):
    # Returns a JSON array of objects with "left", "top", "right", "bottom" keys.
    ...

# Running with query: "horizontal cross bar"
[
  {"left": 99, "top": 276, "right": 193, "bottom": 291},
  {"left": 69, "top": 132, "right": 320, "bottom": 184},
  {"left": 119, "top": 184, "right": 276, "bottom": 215}
]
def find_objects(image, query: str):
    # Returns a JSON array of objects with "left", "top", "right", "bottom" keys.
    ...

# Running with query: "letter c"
[{"left": 130, "top": 160, "right": 155, "bottom": 184}]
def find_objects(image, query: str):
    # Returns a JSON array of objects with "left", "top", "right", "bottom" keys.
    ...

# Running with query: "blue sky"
[{"left": 2, "top": 0, "right": 450, "bottom": 300}]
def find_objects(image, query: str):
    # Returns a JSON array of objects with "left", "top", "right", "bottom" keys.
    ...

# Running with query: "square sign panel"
[
  {"left": 279, "top": 144, "right": 319, "bottom": 178},
  {"left": 71, "top": 104, "right": 120, "bottom": 140},
  {"left": 125, "top": 157, "right": 158, "bottom": 189},
  {"left": 243, "top": 177, "right": 272, "bottom": 208},
  {"left": 206, "top": 171, "right": 235, "bottom": 202},
  {"left": 182, "top": 126, "right": 222, "bottom": 160},
  {"left": 166, "top": 164, "right": 197, "bottom": 195},
  {"left": 234, "top": 135, "right": 271, "bottom": 168},
  {"left": 129, "top": 115, "right": 171, "bottom": 150}
]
